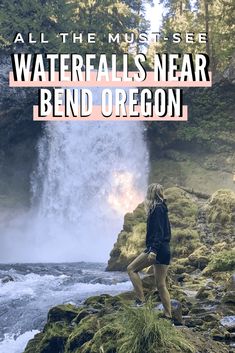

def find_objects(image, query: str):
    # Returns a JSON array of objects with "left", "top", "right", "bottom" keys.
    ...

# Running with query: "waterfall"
[{"left": 1, "top": 88, "right": 149, "bottom": 262}]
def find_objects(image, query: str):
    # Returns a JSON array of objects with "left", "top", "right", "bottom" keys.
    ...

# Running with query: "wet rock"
[
  {"left": 220, "top": 316, "right": 235, "bottom": 332},
  {"left": 1, "top": 275, "right": 14, "bottom": 283}
]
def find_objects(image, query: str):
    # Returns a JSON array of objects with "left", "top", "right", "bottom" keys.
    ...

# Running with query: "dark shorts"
[{"left": 155, "top": 242, "right": 171, "bottom": 265}]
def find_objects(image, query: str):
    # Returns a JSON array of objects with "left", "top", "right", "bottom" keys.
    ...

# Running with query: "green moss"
[
  {"left": 107, "top": 187, "right": 201, "bottom": 271},
  {"left": 165, "top": 188, "right": 200, "bottom": 258},
  {"left": 204, "top": 249, "right": 235, "bottom": 273},
  {"left": 65, "top": 316, "right": 98, "bottom": 352},
  {"left": 205, "top": 190, "right": 235, "bottom": 237},
  {"left": 84, "top": 294, "right": 123, "bottom": 310},
  {"left": 171, "top": 229, "right": 200, "bottom": 258},
  {"left": 47, "top": 304, "right": 81, "bottom": 324},
  {"left": 81, "top": 314, "right": 120, "bottom": 353},
  {"left": 25, "top": 322, "right": 72, "bottom": 353}
]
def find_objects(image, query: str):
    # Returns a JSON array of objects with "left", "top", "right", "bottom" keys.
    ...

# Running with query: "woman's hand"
[{"left": 148, "top": 251, "right": 156, "bottom": 262}]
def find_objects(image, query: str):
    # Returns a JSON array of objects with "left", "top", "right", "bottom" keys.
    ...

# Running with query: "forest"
[{"left": 0, "top": 0, "right": 234, "bottom": 73}]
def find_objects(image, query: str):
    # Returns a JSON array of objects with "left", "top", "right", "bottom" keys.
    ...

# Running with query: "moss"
[
  {"left": 47, "top": 304, "right": 81, "bottom": 324},
  {"left": 204, "top": 189, "right": 235, "bottom": 240},
  {"left": 165, "top": 188, "right": 200, "bottom": 258},
  {"left": 65, "top": 316, "right": 98, "bottom": 352},
  {"left": 25, "top": 322, "right": 72, "bottom": 353},
  {"left": 83, "top": 294, "right": 123, "bottom": 312},
  {"left": 203, "top": 249, "right": 235, "bottom": 273},
  {"left": 107, "top": 187, "right": 201, "bottom": 271},
  {"left": 82, "top": 314, "right": 121, "bottom": 353}
]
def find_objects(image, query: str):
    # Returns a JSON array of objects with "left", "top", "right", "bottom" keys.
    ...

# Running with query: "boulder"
[
  {"left": 187, "top": 245, "right": 209, "bottom": 269},
  {"left": 220, "top": 316, "right": 235, "bottom": 332},
  {"left": 221, "top": 291, "right": 235, "bottom": 305}
]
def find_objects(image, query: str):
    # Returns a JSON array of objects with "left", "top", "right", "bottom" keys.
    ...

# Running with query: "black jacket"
[{"left": 145, "top": 201, "right": 171, "bottom": 253}]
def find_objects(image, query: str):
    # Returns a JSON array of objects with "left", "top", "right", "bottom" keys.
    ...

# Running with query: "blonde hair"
[{"left": 144, "top": 183, "right": 164, "bottom": 215}]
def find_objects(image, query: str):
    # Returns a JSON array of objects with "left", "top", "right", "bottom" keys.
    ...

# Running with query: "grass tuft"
[{"left": 116, "top": 301, "right": 195, "bottom": 353}]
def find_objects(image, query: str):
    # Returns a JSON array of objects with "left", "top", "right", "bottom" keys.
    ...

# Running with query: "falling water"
[{"left": 0, "top": 88, "right": 149, "bottom": 262}]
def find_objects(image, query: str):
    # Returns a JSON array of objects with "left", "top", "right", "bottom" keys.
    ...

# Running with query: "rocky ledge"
[{"left": 24, "top": 287, "right": 233, "bottom": 353}]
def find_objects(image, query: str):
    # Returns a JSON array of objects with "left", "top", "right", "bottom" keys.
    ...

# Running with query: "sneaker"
[{"left": 158, "top": 313, "right": 182, "bottom": 326}]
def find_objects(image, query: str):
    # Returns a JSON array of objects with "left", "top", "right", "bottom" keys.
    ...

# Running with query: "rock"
[
  {"left": 84, "top": 294, "right": 123, "bottom": 310},
  {"left": 211, "top": 327, "right": 231, "bottom": 341},
  {"left": 72, "top": 309, "right": 99, "bottom": 325},
  {"left": 156, "top": 299, "right": 183, "bottom": 324},
  {"left": 203, "top": 248, "right": 235, "bottom": 275},
  {"left": 187, "top": 245, "right": 209, "bottom": 269},
  {"left": 25, "top": 322, "right": 72, "bottom": 353},
  {"left": 1, "top": 275, "right": 14, "bottom": 283},
  {"left": 204, "top": 189, "right": 235, "bottom": 242},
  {"left": 47, "top": 304, "right": 81, "bottom": 324},
  {"left": 106, "top": 203, "right": 146, "bottom": 271},
  {"left": 66, "top": 316, "right": 97, "bottom": 351},
  {"left": 24, "top": 292, "right": 231, "bottom": 353},
  {"left": 226, "top": 273, "right": 235, "bottom": 291},
  {"left": 220, "top": 316, "right": 235, "bottom": 332},
  {"left": 222, "top": 291, "right": 235, "bottom": 305},
  {"left": 195, "top": 285, "right": 215, "bottom": 300},
  {"left": 183, "top": 315, "right": 204, "bottom": 328},
  {"left": 106, "top": 187, "right": 200, "bottom": 271}
]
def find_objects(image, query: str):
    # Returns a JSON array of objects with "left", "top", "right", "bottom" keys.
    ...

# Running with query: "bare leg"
[
  {"left": 154, "top": 264, "right": 172, "bottom": 318},
  {"left": 127, "top": 252, "right": 155, "bottom": 302}
]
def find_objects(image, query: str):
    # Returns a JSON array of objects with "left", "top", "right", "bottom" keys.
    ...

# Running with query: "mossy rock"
[
  {"left": 83, "top": 294, "right": 123, "bottom": 310},
  {"left": 203, "top": 248, "right": 235, "bottom": 274},
  {"left": 65, "top": 316, "right": 98, "bottom": 352},
  {"left": 81, "top": 321, "right": 120, "bottom": 353},
  {"left": 47, "top": 304, "right": 81, "bottom": 324},
  {"left": 24, "top": 333, "right": 44, "bottom": 353},
  {"left": 187, "top": 245, "right": 209, "bottom": 269},
  {"left": 25, "top": 322, "right": 72, "bottom": 353},
  {"left": 107, "top": 187, "right": 200, "bottom": 271},
  {"left": 204, "top": 189, "right": 235, "bottom": 241}
]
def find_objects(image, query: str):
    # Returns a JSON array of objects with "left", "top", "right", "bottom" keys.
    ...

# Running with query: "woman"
[{"left": 127, "top": 183, "right": 172, "bottom": 318}]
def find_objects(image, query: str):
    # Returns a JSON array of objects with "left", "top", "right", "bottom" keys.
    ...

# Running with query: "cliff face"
[
  {"left": 0, "top": 51, "right": 42, "bottom": 211},
  {"left": 106, "top": 187, "right": 235, "bottom": 271},
  {"left": 145, "top": 56, "right": 235, "bottom": 193},
  {"left": 146, "top": 82, "right": 235, "bottom": 194}
]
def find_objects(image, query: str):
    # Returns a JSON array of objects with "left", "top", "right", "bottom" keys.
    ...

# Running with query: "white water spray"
[{"left": 1, "top": 88, "right": 149, "bottom": 262}]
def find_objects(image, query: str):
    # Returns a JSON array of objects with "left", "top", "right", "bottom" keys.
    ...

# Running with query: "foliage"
[
  {"left": 145, "top": 83, "right": 235, "bottom": 153},
  {"left": 205, "top": 249, "right": 235, "bottom": 272},
  {"left": 206, "top": 189, "right": 235, "bottom": 225},
  {"left": 116, "top": 301, "right": 195, "bottom": 353},
  {"left": 0, "top": 0, "right": 152, "bottom": 56},
  {"left": 148, "top": 0, "right": 235, "bottom": 73}
]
